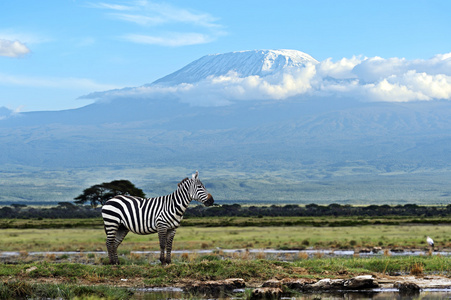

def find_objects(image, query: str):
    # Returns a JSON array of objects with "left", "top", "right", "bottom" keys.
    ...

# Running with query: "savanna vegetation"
[
  {"left": 1, "top": 223, "right": 450, "bottom": 253},
  {"left": 0, "top": 203, "right": 450, "bottom": 299}
]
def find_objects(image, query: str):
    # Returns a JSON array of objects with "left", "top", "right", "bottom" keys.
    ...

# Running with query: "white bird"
[{"left": 427, "top": 236, "right": 434, "bottom": 247}]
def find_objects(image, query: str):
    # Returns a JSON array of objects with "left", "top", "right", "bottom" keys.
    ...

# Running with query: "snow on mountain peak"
[{"left": 151, "top": 49, "right": 318, "bottom": 86}]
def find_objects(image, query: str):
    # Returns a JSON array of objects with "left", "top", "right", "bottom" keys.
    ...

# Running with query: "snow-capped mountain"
[
  {"left": 2, "top": 49, "right": 451, "bottom": 204},
  {"left": 151, "top": 49, "right": 318, "bottom": 86}
]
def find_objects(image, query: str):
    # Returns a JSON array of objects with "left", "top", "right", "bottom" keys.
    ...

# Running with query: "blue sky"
[{"left": 1, "top": 0, "right": 451, "bottom": 111}]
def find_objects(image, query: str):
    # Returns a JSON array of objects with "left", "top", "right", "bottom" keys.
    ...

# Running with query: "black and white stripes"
[{"left": 101, "top": 171, "right": 214, "bottom": 265}]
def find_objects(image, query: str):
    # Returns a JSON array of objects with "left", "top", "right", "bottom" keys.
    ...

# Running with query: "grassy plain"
[
  {"left": 0, "top": 217, "right": 450, "bottom": 299},
  {"left": 0, "top": 220, "right": 450, "bottom": 252}
]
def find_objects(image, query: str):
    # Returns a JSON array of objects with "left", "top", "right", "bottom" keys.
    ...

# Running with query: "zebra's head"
[{"left": 188, "top": 171, "right": 214, "bottom": 206}]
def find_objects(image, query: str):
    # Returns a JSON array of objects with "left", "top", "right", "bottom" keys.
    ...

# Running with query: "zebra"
[{"left": 101, "top": 171, "right": 214, "bottom": 265}]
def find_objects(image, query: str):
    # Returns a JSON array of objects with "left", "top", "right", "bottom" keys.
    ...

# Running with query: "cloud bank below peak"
[{"left": 83, "top": 50, "right": 451, "bottom": 106}]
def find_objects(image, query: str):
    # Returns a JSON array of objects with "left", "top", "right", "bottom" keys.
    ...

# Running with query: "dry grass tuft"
[
  {"left": 183, "top": 252, "right": 198, "bottom": 262},
  {"left": 255, "top": 251, "right": 266, "bottom": 260},
  {"left": 85, "top": 272, "right": 105, "bottom": 283},
  {"left": 19, "top": 250, "right": 29, "bottom": 258},
  {"left": 45, "top": 253, "right": 56, "bottom": 261},
  {"left": 242, "top": 249, "right": 250, "bottom": 260},
  {"left": 297, "top": 252, "right": 309, "bottom": 260},
  {"left": 410, "top": 262, "right": 424, "bottom": 276},
  {"left": 129, "top": 252, "right": 143, "bottom": 260},
  {"left": 180, "top": 252, "right": 189, "bottom": 261}
]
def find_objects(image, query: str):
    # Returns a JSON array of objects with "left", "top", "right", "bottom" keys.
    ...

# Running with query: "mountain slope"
[{"left": 1, "top": 96, "right": 451, "bottom": 204}]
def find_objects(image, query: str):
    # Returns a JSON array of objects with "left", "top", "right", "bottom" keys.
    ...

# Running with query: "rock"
[
  {"left": 282, "top": 278, "right": 315, "bottom": 290},
  {"left": 344, "top": 275, "right": 379, "bottom": 289},
  {"left": 394, "top": 282, "right": 421, "bottom": 294},
  {"left": 372, "top": 247, "right": 382, "bottom": 253},
  {"left": 304, "top": 276, "right": 379, "bottom": 291},
  {"left": 359, "top": 248, "right": 371, "bottom": 253},
  {"left": 262, "top": 279, "right": 282, "bottom": 289},
  {"left": 250, "top": 287, "right": 282, "bottom": 300},
  {"left": 185, "top": 278, "right": 245, "bottom": 295},
  {"left": 25, "top": 266, "right": 37, "bottom": 273},
  {"left": 391, "top": 247, "right": 404, "bottom": 253},
  {"left": 224, "top": 278, "right": 245, "bottom": 288},
  {"left": 309, "top": 278, "right": 345, "bottom": 290}
]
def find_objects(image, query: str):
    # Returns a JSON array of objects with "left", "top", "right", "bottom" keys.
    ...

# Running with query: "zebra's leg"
[
  {"left": 105, "top": 223, "right": 119, "bottom": 265},
  {"left": 157, "top": 228, "right": 168, "bottom": 265},
  {"left": 106, "top": 234, "right": 118, "bottom": 265},
  {"left": 114, "top": 226, "right": 129, "bottom": 263},
  {"left": 165, "top": 228, "right": 177, "bottom": 264},
  {"left": 106, "top": 225, "right": 129, "bottom": 265}
]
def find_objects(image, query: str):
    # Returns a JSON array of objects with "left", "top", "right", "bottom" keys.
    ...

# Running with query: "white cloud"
[
  {"left": 90, "top": 0, "right": 225, "bottom": 47},
  {"left": 83, "top": 52, "right": 451, "bottom": 105},
  {"left": 109, "top": 13, "right": 164, "bottom": 26},
  {"left": 344, "top": 55, "right": 451, "bottom": 102},
  {"left": 83, "top": 66, "right": 317, "bottom": 106},
  {"left": 316, "top": 54, "right": 451, "bottom": 103},
  {"left": 0, "top": 39, "right": 30, "bottom": 58},
  {"left": 0, "top": 29, "right": 51, "bottom": 45},
  {"left": 383, "top": 71, "right": 451, "bottom": 101},
  {"left": 317, "top": 56, "right": 360, "bottom": 79},
  {"left": 105, "top": 1, "right": 220, "bottom": 27},
  {"left": 122, "top": 32, "right": 213, "bottom": 46},
  {"left": 0, "top": 73, "right": 119, "bottom": 91},
  {"left": 88, "top": 2, "right": 133, "bottom": 11}
]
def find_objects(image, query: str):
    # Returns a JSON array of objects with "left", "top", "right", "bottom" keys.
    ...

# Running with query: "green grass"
[
  {"left": 295, "top": 255, "right": 450, "bottom": 275},
  {"left": 0, "top": 222, "right": 449, "bottom": 252},
  {"left": 0, "top": 255, "right": 449, "bottom": 287},
  {"left": 0, "top": 218, "right": 102, "bottom": 229},
  {"left": 0, "top": 280, "right": 132, "bottom": 300}
]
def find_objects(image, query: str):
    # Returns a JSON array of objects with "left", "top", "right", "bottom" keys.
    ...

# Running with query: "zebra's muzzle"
[{"left": 204, "top": 194, "right": 214, "bottom": 206}]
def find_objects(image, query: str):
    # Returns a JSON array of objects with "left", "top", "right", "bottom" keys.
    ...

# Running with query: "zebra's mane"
[{"left": 177, "top": 177, "right": 190, "bottom": 188}]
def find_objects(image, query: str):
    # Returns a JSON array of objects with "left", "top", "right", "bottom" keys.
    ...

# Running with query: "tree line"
[
  {"left": 0, "top": 202, "right": 450, "bottom": 219},
  {"left": 184, "top": 203, "right": 451, "bottom": 218}
]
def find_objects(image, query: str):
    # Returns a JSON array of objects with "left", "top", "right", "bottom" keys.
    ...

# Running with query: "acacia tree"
[{"left": 74, "top": 180, "right": 146, "bottom": 207}]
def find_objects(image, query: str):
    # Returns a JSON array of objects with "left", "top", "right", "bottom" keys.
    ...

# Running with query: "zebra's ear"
[{"left": 192, "top": 171, "right": 199, "bottom": 180}]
